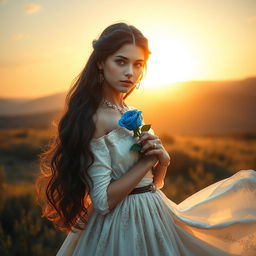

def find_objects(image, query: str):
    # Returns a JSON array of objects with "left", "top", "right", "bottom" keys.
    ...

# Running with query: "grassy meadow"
[{"left": 0, "top": 128, "right": 255, "bottom": 255}]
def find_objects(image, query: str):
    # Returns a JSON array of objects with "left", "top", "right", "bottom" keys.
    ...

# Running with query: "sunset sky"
[{"left": 0, "top": 0, "right": 255, "bottom": 98}]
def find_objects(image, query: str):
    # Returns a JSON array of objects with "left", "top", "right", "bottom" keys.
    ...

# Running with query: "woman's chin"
[{"left": 118, "top": 86, "right": 131, "bottom": 93}]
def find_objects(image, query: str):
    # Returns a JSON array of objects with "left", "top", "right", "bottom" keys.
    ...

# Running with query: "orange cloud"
[{"left": 24, "top": 4, "right": 41, "bottom": 14}]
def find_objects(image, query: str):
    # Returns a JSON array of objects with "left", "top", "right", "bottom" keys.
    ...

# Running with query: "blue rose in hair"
[
  {"left": 118, "top": 109, "right": 151, "bottom": 152},
  {"left": 118, "top": 110, "right": 143, "bottom": 131}
]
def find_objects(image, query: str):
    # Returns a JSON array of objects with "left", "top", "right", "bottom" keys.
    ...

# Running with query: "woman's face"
[{"left": 98, "top": 43, "right": 145, "bottom": 94}]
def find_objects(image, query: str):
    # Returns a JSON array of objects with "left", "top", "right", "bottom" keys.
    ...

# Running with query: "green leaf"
[
  {"left": 130, "top": 143, "right": 142, "bottom": 152},
  {"left": 134, "top": 127, "right": 140, "bottom": 132},
  {"left": 133, "top": 128, "right": 141, "bottom": 137},
  {"left": 141, "top": 124, "right": 151, "bottom": 132},
  {"left": 133, "top": 132, "right": 139, "bottom": 138}
]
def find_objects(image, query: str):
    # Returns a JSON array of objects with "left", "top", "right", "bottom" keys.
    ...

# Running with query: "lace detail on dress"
[
  {"left": 154, "top": 225, "right": 169, "bottom": 254},
  {"left": 135, "top": 231, "right": 144, "bottom": 255},
  {"left": 238, "top": 234, "right": 256, "bottom": 254},
  {"left": 97, "top": 231, "right": 108, "bottom": 255},
  {"left": 221, "top": 233, "right": 237, "bottom": 243},
  {"left": 219, "top": 232, "right": 256, "bottom": 255},
  {"left": 120, "top": 205, "right": 130, "bottom": 240}
]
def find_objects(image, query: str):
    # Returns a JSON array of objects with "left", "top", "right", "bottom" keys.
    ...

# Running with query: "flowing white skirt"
[{"left": 56, "top": 169, "right": 256, "bottom": 256}]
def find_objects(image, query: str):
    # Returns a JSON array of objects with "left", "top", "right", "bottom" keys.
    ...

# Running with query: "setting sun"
[
  {"left": 0, "top": 0, "right": 255, "bottom": 98},
  {"left": 142, "top": 36, "right": 198, "bottom": 88}
]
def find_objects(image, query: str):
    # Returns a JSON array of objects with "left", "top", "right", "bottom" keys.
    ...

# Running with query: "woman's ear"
[{"left": 97, "top": 61, "right": 104, "bottom": 70}]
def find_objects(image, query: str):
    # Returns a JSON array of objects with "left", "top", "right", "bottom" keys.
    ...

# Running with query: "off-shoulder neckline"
[
  {"left": 90, "top": 126, "right": 127, "bottom": 143},
  {"left": 90, "top": 105, "right": 136, "bottom": 143}
]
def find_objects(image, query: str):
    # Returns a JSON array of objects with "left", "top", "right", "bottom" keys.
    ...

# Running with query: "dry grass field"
[{"left": 0, "top": 128, "right": 255, "bottom": 255}]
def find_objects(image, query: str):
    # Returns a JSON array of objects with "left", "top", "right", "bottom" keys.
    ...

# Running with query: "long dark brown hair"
[{"left": 36, "top": 22, "right": 151, "bottom": 233}]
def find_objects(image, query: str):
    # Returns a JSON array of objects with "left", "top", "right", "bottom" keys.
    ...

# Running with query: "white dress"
[{"left": 56, "top": 126, "right": 256, "bottom": 256}]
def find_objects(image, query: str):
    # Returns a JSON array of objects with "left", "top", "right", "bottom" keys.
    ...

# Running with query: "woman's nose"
[{"left": 125, "top": 65, "right": 133, "bottom": 78}]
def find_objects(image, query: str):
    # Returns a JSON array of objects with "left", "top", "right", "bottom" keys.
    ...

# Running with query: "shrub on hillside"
[{"left": 0, "top": 195, "right": 64, "bottom": 256}]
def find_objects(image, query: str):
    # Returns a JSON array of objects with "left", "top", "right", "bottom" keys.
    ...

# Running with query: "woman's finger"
[
  {"left": 138, "top": 132, "right": 157, "bottom": 143},
  {"left": 140, "top": 131, "right": 152, "bottom": 137},
  {"left": 144, "top": 149, "right": 162, "bottom": 156},
  {"left": 141, "top": 140, "right": 161, "bottom": 153}
]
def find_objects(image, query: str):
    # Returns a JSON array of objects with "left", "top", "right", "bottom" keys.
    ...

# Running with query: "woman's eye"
[
  {"left": 135, "top": 63, "right": 143, "bottom": 68},
  {"left": 116, "top": 60, "right": 125, "bottom": 65}
]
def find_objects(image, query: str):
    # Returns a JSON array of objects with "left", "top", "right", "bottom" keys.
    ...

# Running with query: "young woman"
[{"left": 37, "top": 22, "right": 256, "bottom": 256}]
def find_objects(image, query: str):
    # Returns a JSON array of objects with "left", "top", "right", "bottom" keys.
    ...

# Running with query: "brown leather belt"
[{"left": 129, "top": 183, "right": 157, "bottom": 195}]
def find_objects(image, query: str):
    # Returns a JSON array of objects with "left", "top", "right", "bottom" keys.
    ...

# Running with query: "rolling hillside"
[
  {"left": 0, "top": 92, "right": 66, "bottom": 115},
  {"left": 0, "top": 77, "right": 255, "bottom": 135}
]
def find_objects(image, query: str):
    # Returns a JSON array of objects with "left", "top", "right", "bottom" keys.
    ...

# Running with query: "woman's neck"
[{"left": 102, "top": 91, "right": 125, "bottom": 108}]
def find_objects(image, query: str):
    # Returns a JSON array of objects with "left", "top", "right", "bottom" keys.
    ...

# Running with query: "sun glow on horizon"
[{"left": 142, "top": 36, "right": 198, "bottom": 88}]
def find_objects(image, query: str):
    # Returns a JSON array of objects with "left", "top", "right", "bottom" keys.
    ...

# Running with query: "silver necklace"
[{"left": 102, "top": 98, "right": 129, "bottom": 114}]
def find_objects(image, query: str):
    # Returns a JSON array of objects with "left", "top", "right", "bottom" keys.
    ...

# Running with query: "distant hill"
[
  {"left": 0, "top": 111, "right": 60, "bottom": 129},
  {"left": 0, "top": 92, "right": 66, "bottom": 115},
  {"left": 0, "top": 77, "right": 255, "bottom": 135},
  {"left": 129, "top": 77, "right": 256, "bottom": 135}
]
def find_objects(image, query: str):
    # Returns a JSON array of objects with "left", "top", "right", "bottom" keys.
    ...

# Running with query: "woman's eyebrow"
[{"left": 115, "top": 55, "right": 144, "bottom": 62}]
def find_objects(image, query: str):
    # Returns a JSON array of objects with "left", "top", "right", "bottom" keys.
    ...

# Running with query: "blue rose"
[
  {"left": 118, "top": 109, "right": 151, "bottom": 152},
  {"left": 118, "top": 110, "right": 143, "bottom": 131}
]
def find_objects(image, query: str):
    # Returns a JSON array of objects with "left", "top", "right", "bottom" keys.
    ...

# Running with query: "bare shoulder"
[{"left": 92, "top": 107, "right": 121, "bottom": 139}]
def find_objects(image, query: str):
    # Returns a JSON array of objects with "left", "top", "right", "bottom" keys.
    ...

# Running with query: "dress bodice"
[
  {"left": 87, "top": 117, "right": 155, "bottom": 215},
  {"left": 89, "top": 126, "right": 154, "bottom": 188}
]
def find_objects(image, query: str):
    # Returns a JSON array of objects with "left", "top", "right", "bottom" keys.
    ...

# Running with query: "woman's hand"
[
  {"left": 137, "top": 131, "right": 170, "bottom": 167},
  {"left": 139, "top": 154, "right": 159, "bottom": 169}
]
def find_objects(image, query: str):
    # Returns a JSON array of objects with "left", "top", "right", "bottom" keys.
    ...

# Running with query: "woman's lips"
[{"left": 120, "top": 81, "right": 133, "bottom": 86}]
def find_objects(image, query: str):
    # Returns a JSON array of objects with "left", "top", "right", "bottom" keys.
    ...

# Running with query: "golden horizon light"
[{"left": 0, "top": 0, "right": 255, "bottom": 98}]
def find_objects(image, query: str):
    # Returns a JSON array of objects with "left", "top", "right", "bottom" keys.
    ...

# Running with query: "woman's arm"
[
  {"left": 137, "top": 131, "right": 171, "bottom": 189},
  {"left": 152, "top": 162, "right": 170, "bottom": 189},
  {"left": 107, "top": 155, "right": 158, "bottom": 211}
]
